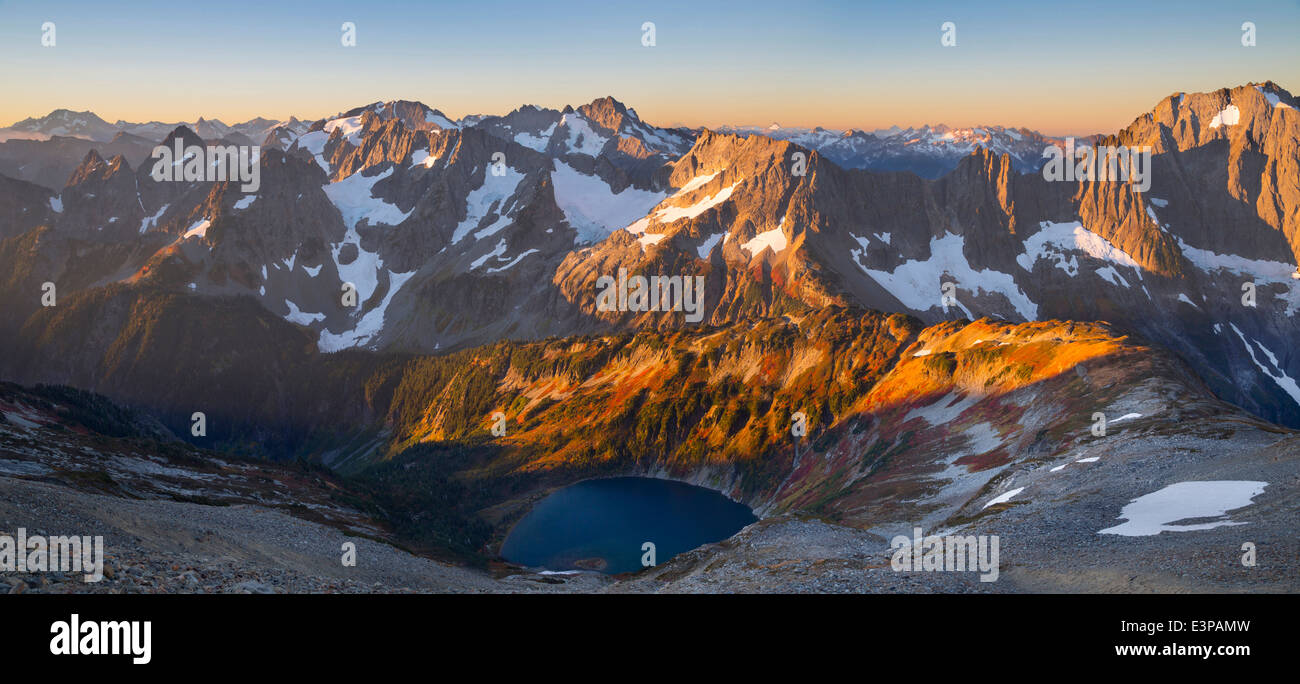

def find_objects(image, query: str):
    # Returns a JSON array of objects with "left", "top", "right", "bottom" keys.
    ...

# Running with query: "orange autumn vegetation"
[
  {"left": 863, "top": 319, "right": 1134, "bottom": 413},
  {"left": 376, "top": 309, "right": 1147, "bottom": 498}
]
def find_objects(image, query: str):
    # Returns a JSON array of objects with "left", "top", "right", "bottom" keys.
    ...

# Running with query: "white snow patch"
[
  {"left": 323, "top": 167, "right": 412, "bottom": 229},
  {"left": 1250, "top": 339, "right": 1300, "bottom": 405},
  {"left": 674, "top": 171, "right": 720, "bottom": 195},
  {"left": 284, "top": 300, "right": 325, "bottom": 325},
  {"left": 1229, "top": 324, "right": 1300, "bottom": 407},
  {"left": 324, "top": 115, "right": 365, "bottom": 145},
  {"left": 740, "top": 227, "right": 788, "bottom": 257},
  {"left": 1019, "top": 222, "right": 1144, "bottom": 283},
  {"left": 138, "top": 204, "right": 167, "bottom": 233},
  {"left": 551, "top": 164, "right": 664, "bottom": 244},
  {"left": 1175, "top": 237, "right": 1299, "bottom": 314},
  {"left": 637, "top": 232, "right": 669, "bottom": 250},
  {"left": 3, "top": 409, "right": 42, "bottom": 430},
  {"left": 1255, "top": 86, "right": 1286, "bottom": 108},
  {"left": 470, "top": 239, "right": 509, "bottom": 270},
  {"left": 182, "top": 218, "right": 211, "bottom": 239},
  {"left": 409, "top": 149, "right": 437, "bottom": 168},
  {"left": 559, "top": 113, "right": 609, "bottom": 156},
  {"left": 233, "top": 195, "right": 257, "bottom": 210},
  {"left": 486, "top": 248, "right": 538, "bottom": 273},
  {"left": 1094, "top": 266, "right": 1129, "bottom": 288},
  {"left": 1099, "top": 481, "right": 1267, "bottom": 536},
  {"left": 982, "top": 487, "right": 1025, "bottom": 509},
  {"left": 1209, "top": 104, "right": 1240, "bottom": 128},
  {"left": 324, "top": 169, "right": 413, "bottom": 308},
  {"left": 425, "top": 111, "right": 458, "bottom": 129},
  {"left": 451, "top": 168, "right": 526, "bottom": 244},
  {"left": 866, "top": 233, "right": 1038, "bottom": 320},
  {"left": 317, "top": 270, "right": 415, "bottom": 352},
  {"left": 651, "top": 182, "right": 740, "bottom": 224},
  {"left": 0, "top": 460, "right": 53, "bottom": 476},
  {"left": 623, "top": 216, "right": 651, "bottom": 235},
  {"left": 514, "top": 123, "right": 556, "bottom": 152},
  {"left": 696, "top": 233, "right": 724, "bottom": 259},
  {"left": 294, "top": 130, "right": 331, "bottom": 171}
]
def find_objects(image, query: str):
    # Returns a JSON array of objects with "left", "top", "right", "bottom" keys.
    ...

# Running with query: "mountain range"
[
  {"left": 5, "top": 83, "right": 1298, "bottom": 422},
  {"left": 1, "top": 81, "right": 1298, "bottom": 590}
]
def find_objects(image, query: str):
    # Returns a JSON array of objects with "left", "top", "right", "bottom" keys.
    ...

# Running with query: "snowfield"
[
  {"left": 323, "top": 167, "right": 412, "bottom": 230},
  {"left": 741, "top": 227, "right": 789, "bottom": 257},
  {"left": 451, "top": 168, "right": 526, "bottom": 244},
  {"left": 863, "top": 232, "right": 1038, "bottom": 321},
  {"left": 1099, "top": 481, "right": 1267, "bottom": 536},
  {"left": 550, "top": 164, "right": 664, "bottom": 244},
  {"left": 1018, "top": 221, "right": 1144, "bottom": 282}
]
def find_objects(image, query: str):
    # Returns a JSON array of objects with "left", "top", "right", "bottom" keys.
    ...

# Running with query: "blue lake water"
[{"left": 500, "top": 477, "right": 758, "bottom": 574}]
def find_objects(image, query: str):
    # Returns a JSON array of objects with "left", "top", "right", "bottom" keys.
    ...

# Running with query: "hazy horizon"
[{"left": 2, "top": 0, "right": 1298, "bottom": 136}]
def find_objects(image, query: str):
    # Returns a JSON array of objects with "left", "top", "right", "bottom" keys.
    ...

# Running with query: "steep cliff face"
[{"left": 1116, "top": 82, "right": 1300, "bottom": 263}]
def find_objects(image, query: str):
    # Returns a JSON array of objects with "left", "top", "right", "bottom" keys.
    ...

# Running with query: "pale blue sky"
[{"left": 1, "top": 0, "right": 1297, "bottom": 135}]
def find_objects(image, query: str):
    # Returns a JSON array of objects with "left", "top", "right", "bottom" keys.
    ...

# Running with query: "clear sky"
[{"left": 1, "top": 0, "right": 1297, "bottom": 136}]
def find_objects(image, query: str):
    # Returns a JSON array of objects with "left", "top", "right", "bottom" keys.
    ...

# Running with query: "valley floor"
[{"left": 3, "top": 462, "right": 1295, "bottom": 595}]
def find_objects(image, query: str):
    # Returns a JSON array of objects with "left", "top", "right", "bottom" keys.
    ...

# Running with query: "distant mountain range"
[
  {"left": 0, "top": 108, "right": 307, "bottom": 145},
  {"left": 0, "top": 103, "right": 1076, "bottom": 189},
  {"left": 714, "top": 122, "right": 1079, "bottom": 178}
]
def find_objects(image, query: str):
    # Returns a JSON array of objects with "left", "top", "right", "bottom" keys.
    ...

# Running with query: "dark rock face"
[{"left": 0, "top": 173, "right": 56, "bottom": 240}]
